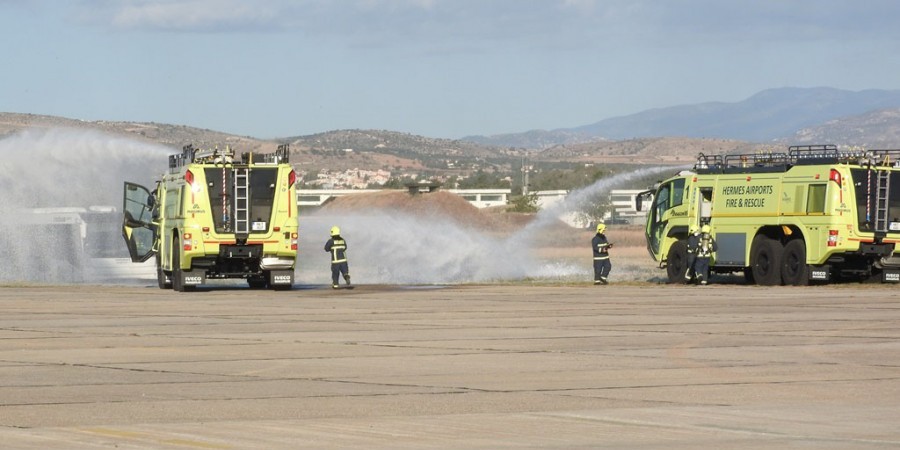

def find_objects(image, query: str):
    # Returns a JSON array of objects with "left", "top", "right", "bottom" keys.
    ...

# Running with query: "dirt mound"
[{"left": 319, "top": 190, "right": 498, "bottom": 229}]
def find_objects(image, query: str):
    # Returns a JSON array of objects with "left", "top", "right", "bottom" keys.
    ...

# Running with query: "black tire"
[
  {"left": 247, "top": 276, "right": 268, "bottom": 289},
  {"left": 781, "top": 239, "right": 809, "bottom": 286},
  {"left": 751, "top": 236, "right": 783, "bottom": 286},
  {"left": 743, "top": 267, "right": 755, "bottom": 285},
  {"left": 272, "top": 282, "right": 292, "bottom": 291},
  {"left": 666, "top": 240, "right": 690, "bottom": 284},
  {"left": 172, "top": 240, "right": 185, "bottom": 292},
  {"left": 156, "top": 255, "right": 172, "bottom": 289}
]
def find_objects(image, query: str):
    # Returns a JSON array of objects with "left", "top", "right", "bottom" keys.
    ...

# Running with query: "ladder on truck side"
[
  {"left": 234, "top": 168, "right": 250, "bottom": 235},
  {"left": 874, "top": 169, "right": 891, "bottom": 233}
]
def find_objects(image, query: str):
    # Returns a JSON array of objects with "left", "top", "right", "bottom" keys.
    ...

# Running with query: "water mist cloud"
[
  {"left": 298, "top": 210, "right": 538, "bottom": 284},
  {"left": 0, "top": 128, "right": 172, "bottom": 210},
  {"left": 297, "top": 165, "right": 683, "bottom": 285},
  {"left": 0, "top": 128, "right": 172, "bottom": 284}
]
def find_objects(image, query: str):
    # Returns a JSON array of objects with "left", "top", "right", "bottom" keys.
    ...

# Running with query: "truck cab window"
[
  {"left": 654, "top": 184, "right": 671, "bottom": 223},
  {"left": 807, "top": 184, "right": 826, "bottom": 214},
  {"left": 671, "top": 178, "right": 685, "bottom": 207}
]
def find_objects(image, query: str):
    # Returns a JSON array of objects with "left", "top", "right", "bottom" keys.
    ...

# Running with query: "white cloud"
[
  {"left": 65, "top": 0, "right": 900, "bottom": 49},
  {"left": 78, "top": 0, "right": 288, "bottom": 31}
]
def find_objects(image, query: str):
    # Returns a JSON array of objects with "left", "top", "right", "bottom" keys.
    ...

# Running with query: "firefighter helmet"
[
  {"left": 596, "top": 222, "right": 606, "bottom": 234},
  {"left": 690, "top": 225, "right": 699, "bottom": 234},
  {"left": 701, "top": 224, "right": 711, "bottom": 234},
  {"left": 330, "top": 226, "right": 341, "bottom": 236}
]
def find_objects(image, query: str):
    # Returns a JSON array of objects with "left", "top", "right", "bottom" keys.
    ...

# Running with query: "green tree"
[
  {"left": 529, "top": 166, "right": 611, "bottom": 191},
  {"left": 507, "top": 193, "right": 538, "bottom": 213},
  {"left": 458, "top": 170, "right": 510, "bottom": 189}
]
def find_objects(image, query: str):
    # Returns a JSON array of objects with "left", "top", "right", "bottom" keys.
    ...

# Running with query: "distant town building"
[
  {"left": 305, "top": 168, "right": 392, "bottom": 189},
  {"left": 297, "top": 188, "right": 511, "bottom": 209}
]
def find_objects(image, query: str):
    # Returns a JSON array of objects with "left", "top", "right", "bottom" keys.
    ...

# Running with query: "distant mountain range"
[
  {"left": 5, "top": 87, "right": 900, "bottom": 172},
  {"left": 463, "top": 87, "right": 900, "bottom": 148}
]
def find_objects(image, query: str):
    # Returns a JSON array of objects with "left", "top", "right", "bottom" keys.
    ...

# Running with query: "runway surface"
[{"left": 0, "top": 283, "right": 898, "bottom": 448}]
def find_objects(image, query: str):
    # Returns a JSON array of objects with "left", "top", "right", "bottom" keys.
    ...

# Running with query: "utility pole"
[{"left": 521, "top": 154, "right": 530, "bottom": 196}]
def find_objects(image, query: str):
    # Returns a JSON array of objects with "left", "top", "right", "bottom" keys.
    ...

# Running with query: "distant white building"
[
  {"left": 604, "top": 189, "right": 649, "bottom": 225},
  {"left": 446, "top": 189, "right": 511, "bottom": 208},
  {"left": 297, "top": 189, "right": 381, "bottom": 207},
  {"left": 297, "top": 188, "right": 511, "bottom": 209}
]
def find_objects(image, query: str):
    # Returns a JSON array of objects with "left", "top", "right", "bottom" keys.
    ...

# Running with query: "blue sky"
[{"left": 3, "top": 0, "right": 900, "bottom": 139}]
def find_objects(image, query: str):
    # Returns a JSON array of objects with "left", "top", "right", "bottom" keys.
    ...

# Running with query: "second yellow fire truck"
[{"left": 639, "top": 145, "right": 900, "bottom": 285}]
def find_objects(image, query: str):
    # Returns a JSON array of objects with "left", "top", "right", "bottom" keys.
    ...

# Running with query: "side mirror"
[{"left": 635, "top": 190, "right": 653, "bottom": 212}]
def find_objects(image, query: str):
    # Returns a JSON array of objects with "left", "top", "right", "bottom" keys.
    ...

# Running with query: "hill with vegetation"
[{"left": 5, "top": 100, "right": 900, "bottom": 194}]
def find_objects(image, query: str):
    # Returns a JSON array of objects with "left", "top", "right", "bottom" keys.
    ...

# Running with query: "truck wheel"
[
  {"left": 743, "top": 267, "right": 755, "bottom": 285},
  {"left": 751, "top": 236, "right": 783, "bottom": 286},
  {"left": 156, "top": 255, "right": 172, "bottom": 289},
  {"left": 666, "top": 240, "right": 689, "bottom": 284},
  {"left": 172, "top": 243, "right": 185, "bottom": 292},
  {"left": 247, "top": 276, "right": 268, "bottom": 289},
  {"left": 781, "top": 239, "right": 809, "bottom": 286}
]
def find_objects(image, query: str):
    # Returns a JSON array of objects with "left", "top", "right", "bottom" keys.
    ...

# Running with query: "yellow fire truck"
[
  {"left": 122, "top": 144, "right": 298, "bottom": 291},
  {"left": 638, "top": 145, "right": 900, "bottom": 285}
]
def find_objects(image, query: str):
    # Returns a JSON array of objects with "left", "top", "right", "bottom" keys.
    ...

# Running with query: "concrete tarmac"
[{"left": 0, "top": 283, "right": 898, "bottom": 449}]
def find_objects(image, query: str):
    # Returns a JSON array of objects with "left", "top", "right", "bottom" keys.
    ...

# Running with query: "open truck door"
[
  {"left": 122, "top": 182, "right": 157, "bottom": 263},
  {"left": 634, "top": 189, "right": 657, "bottom": 255}
]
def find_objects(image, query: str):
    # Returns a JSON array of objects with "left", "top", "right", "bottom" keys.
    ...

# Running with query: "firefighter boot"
[{"left": 344, "top": 274, "right": 351, "bottom": 286}]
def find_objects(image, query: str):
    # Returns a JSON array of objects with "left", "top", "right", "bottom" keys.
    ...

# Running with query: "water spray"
[
  {"left": 298, "top": 165, "right": 685, "bottom": 285},
  {"left": 511, "top": 165, "right": 684, "bottom": 245},
  {"left": 0, "top": 128, "right": 172, "bottom": 284}
]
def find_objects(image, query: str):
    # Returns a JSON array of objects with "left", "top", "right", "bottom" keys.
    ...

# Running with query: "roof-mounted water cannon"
[
  {"left": 867, "top": 148, "right": 900, "bottom": 168},
  {"left": 240, "top": 144, "right": 291, "bottom": 165},
  {"left": 169, "top": 144, "right": 194, "bottom": 169},
  {"left": 169, "top": 144, "right": 236, "bottom": 168},
  {"left": 695, "top": 153, "right": 709, "bottom": 170},
  {"left": 192, "top": 146, "right": 234, "bottom": 165},
  {"left": 693, "top": 153, "right": 724, "bottom": 171}
]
